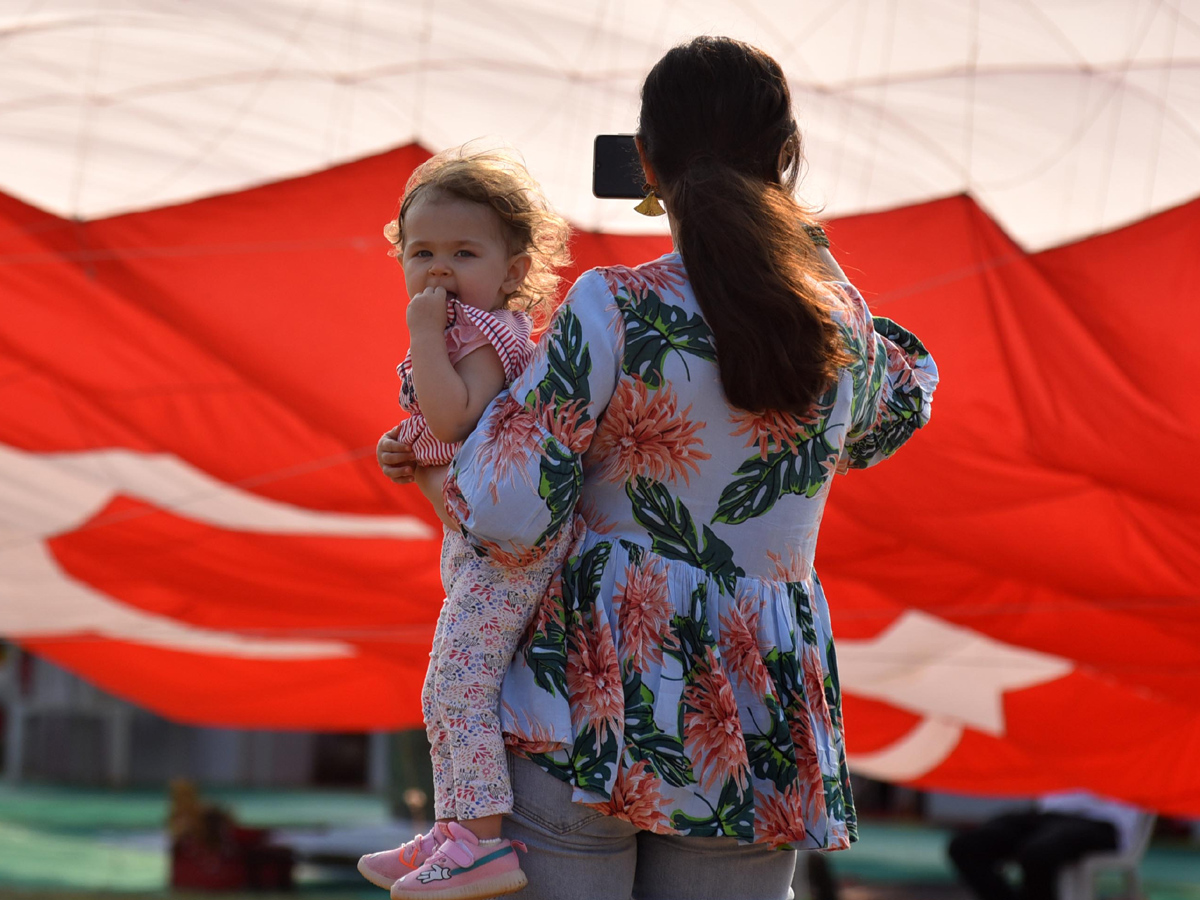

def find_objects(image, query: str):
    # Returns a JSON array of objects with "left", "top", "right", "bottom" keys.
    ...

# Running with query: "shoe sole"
[
  {"left": 358, "top": 857, "right": 406, "bottom": 890},
  {"left": 389, "top": 868, "right": 528, "bottom": 900}
]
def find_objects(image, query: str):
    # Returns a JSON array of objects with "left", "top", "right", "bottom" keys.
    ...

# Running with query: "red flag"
[{"left": 2, "top": 146, "right": 1198, "bottom": 814}]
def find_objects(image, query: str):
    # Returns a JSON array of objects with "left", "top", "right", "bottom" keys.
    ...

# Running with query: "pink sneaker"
[
  {"left": 389, "top": 821, "right": 527, "bottom": 900},
  {"left": 358, "top": 822, "right": 452, "bottom": 889}
]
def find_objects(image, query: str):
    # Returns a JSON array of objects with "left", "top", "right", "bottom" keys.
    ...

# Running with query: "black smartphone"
[{"left": 592, "top": 134, "right": 644, "bottom": 199}]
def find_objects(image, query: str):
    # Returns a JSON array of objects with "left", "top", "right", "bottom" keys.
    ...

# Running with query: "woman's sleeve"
[
  {"left": 836, "top": 282, "right": 939, "bottom": 470},
  {"left": 443, "top": 270, "right": 622, "bottom": 560}
]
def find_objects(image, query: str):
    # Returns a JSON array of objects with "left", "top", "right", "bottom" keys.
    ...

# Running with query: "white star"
[{"left": 837, "top": 610, "right": 1073, "bottom": 780}]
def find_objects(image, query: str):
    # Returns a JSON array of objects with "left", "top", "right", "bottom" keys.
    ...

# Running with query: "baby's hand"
[{"left": 407, "top": 287, "right": 450, "bottom": 333}]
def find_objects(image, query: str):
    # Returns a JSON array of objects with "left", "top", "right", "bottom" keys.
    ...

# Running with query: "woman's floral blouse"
[{"left": 444, "top": 252, "right": 938, "bottom": 851}]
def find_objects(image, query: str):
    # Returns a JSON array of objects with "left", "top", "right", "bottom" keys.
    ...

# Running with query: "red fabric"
[{"left": 2, "top": 144, "right": 1197, "bottom": 813}]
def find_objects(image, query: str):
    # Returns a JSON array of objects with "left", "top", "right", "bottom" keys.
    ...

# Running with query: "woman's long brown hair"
[{"left": 639, "top": 37, "right": 850, "bottom": 415}]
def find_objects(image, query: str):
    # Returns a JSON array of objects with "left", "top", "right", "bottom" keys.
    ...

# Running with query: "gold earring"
[{"left": 634, "top": 187, "right": 666, "bottom": 217}]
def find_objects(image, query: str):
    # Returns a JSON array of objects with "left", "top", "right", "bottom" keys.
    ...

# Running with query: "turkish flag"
[{"left": 2, "top": 146, "right": 1198, "bottom": 814}]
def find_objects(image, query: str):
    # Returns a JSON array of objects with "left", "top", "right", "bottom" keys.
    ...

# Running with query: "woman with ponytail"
[{"left": 379, "top": 36, "right": 939, "bottom": 900}]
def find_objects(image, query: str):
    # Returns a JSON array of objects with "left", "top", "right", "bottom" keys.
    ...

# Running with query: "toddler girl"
[{"left": 358, "top": 148, "right": 571, "bottom": 900}]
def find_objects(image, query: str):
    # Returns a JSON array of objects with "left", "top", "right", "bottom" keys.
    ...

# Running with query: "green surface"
[
  {"left": 0, "top": 784, "right": 1197, "bottom": 897},
  {"left": 0, "top": 783, "right": 389, "bottom": 892},
  {"left": 0, "top": 784, "right": 388, "bottom": 833}
]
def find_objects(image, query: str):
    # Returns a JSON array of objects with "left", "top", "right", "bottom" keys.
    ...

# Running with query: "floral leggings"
[{"left": 423, "top": 528, "right": 567, "bottom": 820}]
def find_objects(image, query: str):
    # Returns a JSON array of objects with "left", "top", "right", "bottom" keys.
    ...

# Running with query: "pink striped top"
[{"left": 396, "top": 301, "right": 535, "bottom": 466}]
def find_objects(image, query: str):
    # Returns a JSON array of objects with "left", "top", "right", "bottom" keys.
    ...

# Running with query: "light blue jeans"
[{"left": 503, "top": 753, "right": 798, "bottom": 900}]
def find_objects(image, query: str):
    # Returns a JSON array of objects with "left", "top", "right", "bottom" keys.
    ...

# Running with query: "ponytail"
[
  {"left": 668, "top": 161, "right": 849, "bottom": 415},
  {"left": 640, "top": 37, "right": 850, "bottom": 416}
]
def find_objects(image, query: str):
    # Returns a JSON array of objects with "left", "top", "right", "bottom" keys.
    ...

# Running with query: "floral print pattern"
[{"left": 446, "top": 253, "right": 938, "bottom": 850}]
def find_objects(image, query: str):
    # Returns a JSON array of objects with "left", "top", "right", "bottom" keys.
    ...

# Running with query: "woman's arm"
[
  {"left": 407, "top": 287, "right": 507, "bottom": 444},
  {"left": 838, "top": 284, "right": 939, "bottom": 470},
  {"left": 444, "top": 270, "right": 623, "bottom": 558},
  {"left": 377, "top": 427, "right": 455, "bottom": 528}
]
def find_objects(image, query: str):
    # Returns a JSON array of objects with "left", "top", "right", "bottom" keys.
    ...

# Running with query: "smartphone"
[{"left": 592, "top": 134, "right": 644, "bottom": 199}]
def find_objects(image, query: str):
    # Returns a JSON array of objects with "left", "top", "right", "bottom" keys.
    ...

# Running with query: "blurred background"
[{"left": 2, "top": 1, "right": 1199, "bottom": 898}]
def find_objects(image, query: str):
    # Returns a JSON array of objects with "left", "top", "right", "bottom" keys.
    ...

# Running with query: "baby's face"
[{"left": 400, "top": 195, "right": 519, "bottom": 313}]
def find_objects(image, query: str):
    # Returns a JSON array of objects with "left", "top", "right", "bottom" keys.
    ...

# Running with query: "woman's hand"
[{"left": 377, "top": 426, "right": 417, "bottom": 484}]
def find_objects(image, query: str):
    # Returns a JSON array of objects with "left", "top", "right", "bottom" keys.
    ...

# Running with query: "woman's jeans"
[{"left": 503, "top": 753, "right": 798, "bottom": 900}]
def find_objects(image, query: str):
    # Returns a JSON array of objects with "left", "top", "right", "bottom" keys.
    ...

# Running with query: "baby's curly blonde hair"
[{"left": 385, "top": 147, "right": 572, "bottom": 322}]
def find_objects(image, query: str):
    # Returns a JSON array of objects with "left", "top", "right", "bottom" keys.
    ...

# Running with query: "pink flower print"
[
  {"left": 614, "top": 557, "right": 673, "bottom": 673},
  {"left": 443, "top": 475, "right": 470, "bottom": 529},
  {"left": 754, "top": 785, "right": 808, "bottom": 849},
  {"left": 718, "top": 590, "right": 771, "bottom": 696},
  {"left": 682, "top": 650, "right": 749, "bottom": 792},
  {"left": 587, "top": 760, "right": 673, "bottom": 831},
  {"left": 533, "top": 395, "right": 596, "bottom": 455},
  {"left": 502, "top": 705, "right": 561, "bottom": 756},
  {"left": 472, "top": 537, "right": 544, "bottom": 568},
  {"left": 590, "top": 377, "right": 709, "bottom": 485},
  {"left": 765, "top": 547, "right": 811, "bottom": 583},
  {"left": 601, "top": 258, "right": 687, "bottom": 301},
  {"left": 729, "top": 407, "right": 819, "bottom": 460},
  {"left": 476, "top": 394, "right": 544, "bottom": 503},
  {"left": 522, "top": 568, "right": 565, "bottom": 651},
  {"left": 803, "top": 647, "right": 832, "bottom": 729},
  {"left": 566, "top": 617, "right": 623, "bottom": 751},
  {"left": 885, "top": 341, "right": 925, "bottom": 396}
]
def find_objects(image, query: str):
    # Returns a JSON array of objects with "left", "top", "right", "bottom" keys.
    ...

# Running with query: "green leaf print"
[
  {"left": 825, "top": 636, "right": 843, "bottom": 729},
  {"left": 571, "top": 723, "right": 620, "bottom": 795},
  {"left": 618, "top": 288, "right": 717, "bottom": 387},
  {"left": 524, "top": 620, "right": 568, "bottom": 699},
  {"left": 560, "top": 541, "right": 612, "bottom": 617},
  {"left": 838, "top": 751, "right": 859, "bottom": 840},
  {"left": 528, "top": 750, "right": 574, "bottom": 783},
  {"left": 536, "top": 440, "right": 582, "bottom": 546},
  {"left": 763, "top": 647, "right": 804, "bottom": 713},
  {"left": 623, "top": 669, "right": 696, "bottom": 788},
  {"left": 713, "top": 427, "right": 839, "bottom": 525},
  {"left": 788, "top": 582, "right": 818, "bottom": 648},
  {"left": 823, "top": 773, "right": 846, "bottom": 823},
  {"left": 664, "top": 585, "right": 715, "bottom": 672},
  {"left": 619, "top": 539, "right": 645, "bottom": 568},
  {"left": 529, "top": 305, "right": 593, "bottom": 410},
  {"left": 839, "top": 319, "right": 871, "bottom": 431},
  {"left": 744, "top": 695, "right": 799, "bottom": 791},
  {"left": 669, "top": 775, "right": 753, "bottom": 841},
  {"left": 874, "top": 316, "right": 930, "bottom": 360},
  {"left": 626, "top": 477, "right": 743, "bottom": 594}
]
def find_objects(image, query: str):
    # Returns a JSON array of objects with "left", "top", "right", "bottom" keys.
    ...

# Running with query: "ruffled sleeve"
[
  {"left": 834, "top": 281, "right": 939, "bottom": 470},
  {"left": 444, "top": 270, "right": 622, "bottom": 559}
]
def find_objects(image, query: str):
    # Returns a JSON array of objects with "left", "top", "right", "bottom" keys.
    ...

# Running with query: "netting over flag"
[{"left": 2, "top": 1, "right": 1199, "bottom": 814}]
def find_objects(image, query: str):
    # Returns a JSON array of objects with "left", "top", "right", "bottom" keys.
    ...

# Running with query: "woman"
[{"left": 380, "top": 36, "right": 938, "bottom": 900}]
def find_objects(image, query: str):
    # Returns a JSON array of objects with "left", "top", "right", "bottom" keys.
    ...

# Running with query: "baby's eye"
[
  {"left": 455, "top": 250, "right": 476, "bottom": 258},
  {"left": 413, "top": 249, "right": 432, "bottom": 258}
]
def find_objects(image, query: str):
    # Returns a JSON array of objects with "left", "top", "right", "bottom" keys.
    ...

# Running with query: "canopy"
[{"left": 2, "top": 1, "right": 1199, "bottom": 815}]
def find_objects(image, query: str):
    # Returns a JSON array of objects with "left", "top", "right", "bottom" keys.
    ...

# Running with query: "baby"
[{"left": 358, "top": 147, "right": 570, "bottom": 900}]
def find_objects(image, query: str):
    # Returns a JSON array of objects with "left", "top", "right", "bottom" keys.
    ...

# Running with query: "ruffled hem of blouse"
[{"left": 498, "top": 526, "right": 857, "bottom": 850}]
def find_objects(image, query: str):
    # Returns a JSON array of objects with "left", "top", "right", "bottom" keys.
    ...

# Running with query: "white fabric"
[
  {"left": 1039, "top": 790, "right": 1144, "bottom": 853},
  {"left": 1, "top": 0, "right": 1198, "bottom": 249}
]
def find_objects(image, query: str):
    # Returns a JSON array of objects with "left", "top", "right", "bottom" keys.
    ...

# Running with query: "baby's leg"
[
  {"left": 433, "top": 534, "right": 565, "bottom": 830},
  {"left": 423, "top": 599, "right": 455, "bottom": 821}
]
